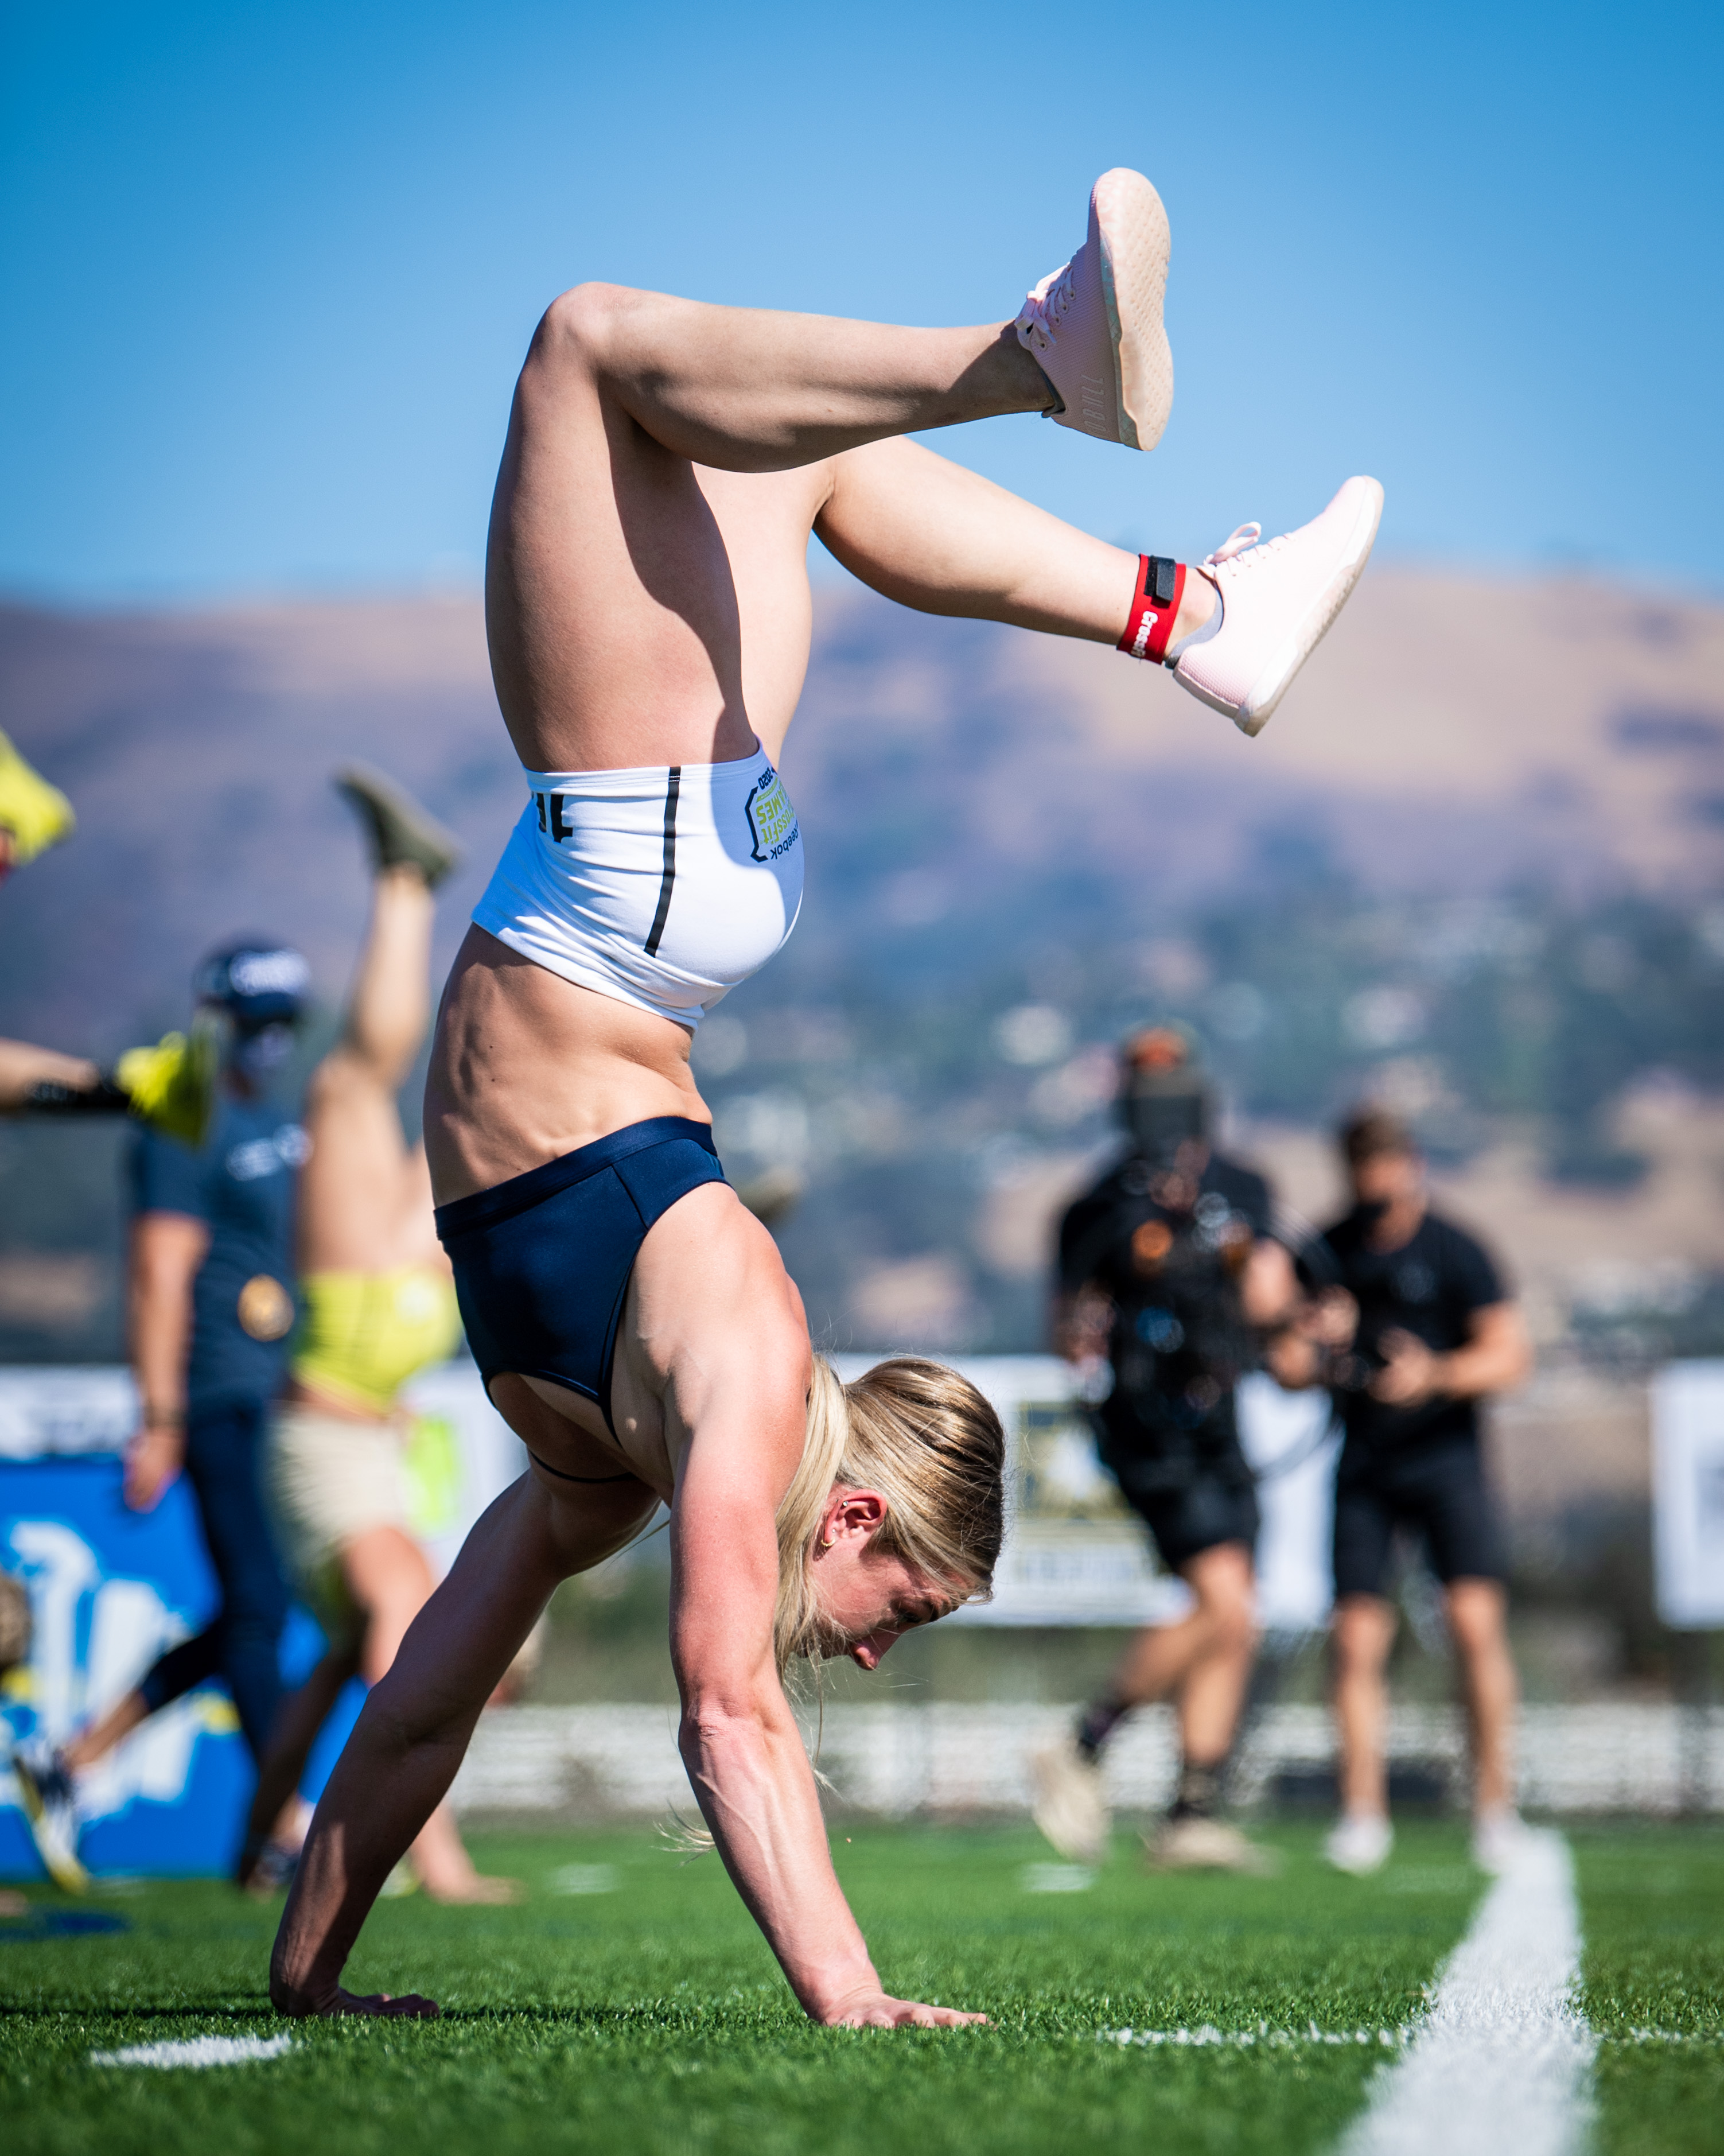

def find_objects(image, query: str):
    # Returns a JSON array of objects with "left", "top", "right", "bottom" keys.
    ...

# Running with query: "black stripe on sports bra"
[
  {"left": 644, "top": 765, "right": 680, "bottom": 955},
  {"left": 528, "top": 1448, "right": 639, "bottom": 1486}
]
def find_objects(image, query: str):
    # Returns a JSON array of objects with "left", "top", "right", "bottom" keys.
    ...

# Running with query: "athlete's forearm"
[
  {"left": 678, "top": 1688, "right": 878, "bottom": 2018},
  {"left": 1430, "top": 1306, "right": 1533, "bottom": 1401},
  {"left": 1430, "top": 1340, "right": 1530, "bottom": 1400},
  {"left": 129, "top": 1273, "right": 193, "bottom": 1422},
  {"left": 0, "top": 1037, "right": 100, "bottom": 1112}
]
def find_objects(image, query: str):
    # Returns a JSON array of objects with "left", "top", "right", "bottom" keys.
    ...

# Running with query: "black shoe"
[{"left": 334, "top": 764, "right": 462, "bottom": 888}]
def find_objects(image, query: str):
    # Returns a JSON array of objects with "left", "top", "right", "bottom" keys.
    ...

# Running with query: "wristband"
[{"left": 142, "top": 1406, "right": 186, "bottom": 1431}]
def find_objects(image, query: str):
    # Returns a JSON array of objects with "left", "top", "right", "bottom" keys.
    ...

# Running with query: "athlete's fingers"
[
  {"left": 330, "top": 1989, "right": 442, "bottom": 2018},
  {"left": 836, "top": 1996, "right": 986, "bottom": 2029}
]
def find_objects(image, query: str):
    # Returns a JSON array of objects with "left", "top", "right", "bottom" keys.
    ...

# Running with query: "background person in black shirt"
[
  {"left": 1276, "top": 1108, "right": 1532, "bottom": 1876},
  {"left": 1032, "top": 1028, "right": 1298, "bottom": 1873}
]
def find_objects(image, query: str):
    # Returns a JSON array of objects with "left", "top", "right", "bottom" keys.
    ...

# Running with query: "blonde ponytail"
[{"left": 773, "top": 1355, "right": 1006, "bottom": 1675}]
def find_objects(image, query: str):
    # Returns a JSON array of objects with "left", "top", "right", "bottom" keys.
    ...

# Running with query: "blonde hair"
[{"left": 773, "top": 1356, "right": 1006, "bottom": 1675}]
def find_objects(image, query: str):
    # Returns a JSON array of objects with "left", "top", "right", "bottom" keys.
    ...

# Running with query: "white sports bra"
[{"left": 471, "top": 745, "right": 804, "bottom": 1029}]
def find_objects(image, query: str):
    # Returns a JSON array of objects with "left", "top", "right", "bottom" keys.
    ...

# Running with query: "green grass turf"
[
  {"left": 0, "top": 1822, "right": 1482, "bottom": 2156},
  {"left": 1575, "top": 1825, "right": 1724, "bottom": 2156}
]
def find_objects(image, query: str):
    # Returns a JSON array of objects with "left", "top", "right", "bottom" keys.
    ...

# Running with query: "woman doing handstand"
[{"left": 271, "top": 169, "right": 1381, "bottom": 2030}]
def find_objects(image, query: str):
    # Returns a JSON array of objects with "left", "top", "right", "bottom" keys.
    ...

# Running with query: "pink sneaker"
[
  {"left": 1172, "top": 476, "right": 1384, "bottom": 736},
  {"left": 1015, "top": 169, "right": 1173, "bottom": 452}
]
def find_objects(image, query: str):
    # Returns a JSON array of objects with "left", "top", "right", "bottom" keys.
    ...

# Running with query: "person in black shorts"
[
  {"left": 1032, "top": 1028, "right": 1297, "bottom": 1872},
  {"left": 1282, "top": 1107, "right": 1532, "bottom": 1875}
]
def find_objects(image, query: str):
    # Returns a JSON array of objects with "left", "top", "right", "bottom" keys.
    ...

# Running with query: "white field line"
[
  {"left": 1340, "top": 1829, "right": 1595, "bottom": 2156},
  {"left": 1108, "top": 2025, "right": 1410, "bottom": 2050},
  {"left": 89, "top": 2035, "right": 295, "bottom": 2069}
]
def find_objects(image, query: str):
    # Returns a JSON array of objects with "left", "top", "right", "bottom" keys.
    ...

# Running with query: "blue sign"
[
  {"left": 1, "top": 1362, "right": 527, "bottom": 1882},
  {"left": 1, "top": 1454, "right": 257, "bottom": 1878}
]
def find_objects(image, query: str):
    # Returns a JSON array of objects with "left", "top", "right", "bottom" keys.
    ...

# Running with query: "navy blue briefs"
[{"left": 434, "top": 1116, "right": 726, "bottom": 1436}]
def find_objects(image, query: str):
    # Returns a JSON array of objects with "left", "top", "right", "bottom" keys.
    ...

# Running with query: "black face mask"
[
  {"left": 1352, "top": 1197, "right": 1392, "bottom": 1225},
  {"left": 229, "top": 1020, "right": 297, "bottom": 1088},
  {"left": 1122, "top": 1084, "right": 1209, "bottom": 1171}
]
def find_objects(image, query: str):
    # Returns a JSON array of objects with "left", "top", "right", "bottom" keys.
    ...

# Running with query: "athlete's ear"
[{"left": 815, "top": 1486, "right": 888, "bottom": 1552}]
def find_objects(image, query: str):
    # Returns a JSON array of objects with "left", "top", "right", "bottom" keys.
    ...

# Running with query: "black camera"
[{"left": 1120, "top": 1067, "right": 1212, "bottom": 1170}]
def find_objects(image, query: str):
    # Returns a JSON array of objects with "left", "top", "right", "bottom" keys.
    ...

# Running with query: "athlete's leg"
[
  {"left": 1104, "top": 1543, "right": 1256, "bottom": 1728},
  {"left": 1332, "top": 1592, "right": 1398, "bottom": 1819},
  {"left": 240, "top": 1644, "right": 360, "bottom": 1882},
  {"left": 817, "top": 436, "right": 1213, "bottom": 650},
  {"left": 1040, "top": 1543, "right": 1260, "bottom": 1867},
  {"left": 297, "top": 865, "right": 435, "bottom": 1273},
  {"left": 487, "top": 286, "right": 1051, "bottom": 759},
  {"left": 182, "top": 1402, "right": 292, "bottom": 1763},
  {"left": 271, "top": 1470, "right": 656, "bottom": 2012},
  {"left": 56, "top": 1621, "right": 225, "bottom": 1778},
  {"left": 59, "top": 1684, "right": 154, "bottom": 1772},
  {"left": 532, "top": 281, "right": 1049, "bottom": 476},
  {"left": 1445, "top": 1578, "right": 1517, "bottom": 1815},
  {"left": 1169, "top": 1544, "right": 1258, "bottom": 1766},
  {"left": 339, "top": 1524, "right": 516, "bottom": 1902},
  {"left": 495, "top": 213, "right": 1371, "bottom": 765}
]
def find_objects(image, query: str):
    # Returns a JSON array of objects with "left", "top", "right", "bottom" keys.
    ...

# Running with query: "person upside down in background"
[{"left": 243, "top": 766, "right": 516, "bottom": 1902}]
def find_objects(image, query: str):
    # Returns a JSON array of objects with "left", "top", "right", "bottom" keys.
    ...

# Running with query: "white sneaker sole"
[
  {"left": 16, "top": 1777, "right": 87, "bottom": 1894},
  {"left": 1325, "top": 1840, "right": 1392, "bottom": 1877},
  {"left": 1092, "top": 169, "right": 1173, "bottom": 452},
  {"left": 1232, "top": 478, "right": 1383, "bottom": 737}
]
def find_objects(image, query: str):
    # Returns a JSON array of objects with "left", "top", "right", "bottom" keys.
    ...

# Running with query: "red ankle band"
[{"left": 1118, "top": 555, "right": 1186, "bottom": 665}]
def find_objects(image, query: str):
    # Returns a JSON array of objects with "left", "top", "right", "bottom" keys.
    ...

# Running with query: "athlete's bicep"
[{"left": 668, "top": 1435, "right": 786, "bottom": 1709}]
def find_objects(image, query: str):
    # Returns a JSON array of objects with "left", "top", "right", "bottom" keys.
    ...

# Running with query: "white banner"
[
  {"left": 1653, "top": 1358, "right": 1724, "bottom": 1629},
  {"left": 1, "top": 1357, "right": 1338, "bottom": 1631}
]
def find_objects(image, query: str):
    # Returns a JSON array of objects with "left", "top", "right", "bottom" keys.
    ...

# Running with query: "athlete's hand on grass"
[
  {"left": 285, "top": 1987, "right": 442, "bottom": 2019},
  {"left": 819, "top": 1989, "right": 988, "bottom": 2029},
  {"left": 123, "top": 1423, "right": 184, "bottom": 1510}
]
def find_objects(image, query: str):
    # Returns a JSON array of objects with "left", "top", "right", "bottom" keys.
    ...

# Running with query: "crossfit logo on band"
[
  {"left": 745, "top": 769, "right": 799, "bottom": 863},
  {"left": 1129, "top": 612, "right": 1159, "bottom": 659}
]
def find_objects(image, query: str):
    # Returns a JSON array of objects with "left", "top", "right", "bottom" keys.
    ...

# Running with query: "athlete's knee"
[
  {"left": 536, "top": 281, "right": 636, "bottom": 375},
  {"left": 1444, "top": 1577, "right": 1507, "bottom": 1653},
  {"left": 1332, "top": 1594, "right": 1394, "bottom": 1669},
  {"left": 1185, "top": 1543, "right": 1255, "bottom": 1649},
  {"left": 1196, "top": 1581, "right": 1255, "bottom": 1658}
]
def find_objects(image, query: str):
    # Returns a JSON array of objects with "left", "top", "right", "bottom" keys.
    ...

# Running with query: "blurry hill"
[{"left": 3, "top": 569, "right": 1723, "bottom": 1387}]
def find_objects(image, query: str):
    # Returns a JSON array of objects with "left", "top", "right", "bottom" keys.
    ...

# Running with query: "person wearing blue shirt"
[{"left": 15, "top": 943, "right": 311, "bottom": 1879}]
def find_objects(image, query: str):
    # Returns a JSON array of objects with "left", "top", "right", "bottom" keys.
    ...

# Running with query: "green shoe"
[
  {"left": 115, "top": 1011, "right": 221, "bottom": 1148},
  {"left": 0, "top": 730, "right": 75, "bottom": 871},
  {"left": 334, "top": 764, "right": 462, "bottom": 888}
]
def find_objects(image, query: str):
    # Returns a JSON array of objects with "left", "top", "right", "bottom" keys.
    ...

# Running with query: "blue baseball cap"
[{"left": 193, "top": 942, "right": 310, "bottom": 1029}]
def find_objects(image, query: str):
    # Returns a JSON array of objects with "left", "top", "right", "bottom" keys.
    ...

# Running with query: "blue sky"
[{"left": 2, "top": 0, "right": 1719, "bottom": 603}]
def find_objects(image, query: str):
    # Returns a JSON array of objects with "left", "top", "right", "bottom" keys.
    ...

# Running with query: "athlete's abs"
[{"left": 424, "top": 929, "right": 709, "bottom": 1205}]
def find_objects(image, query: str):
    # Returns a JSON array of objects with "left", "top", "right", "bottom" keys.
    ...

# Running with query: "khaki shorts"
[{"left": 267, "top": 1402, "right": 413, "bottom": 1648}]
